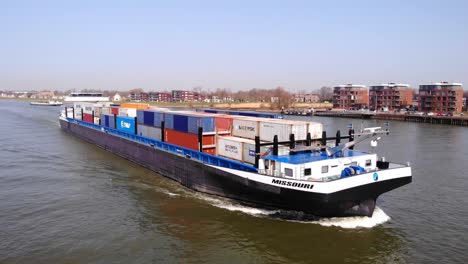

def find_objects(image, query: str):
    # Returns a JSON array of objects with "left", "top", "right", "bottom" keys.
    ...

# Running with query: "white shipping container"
[
  {"left": 101, "top": 107, "right": 110, "bottom": 115},
  {"left": 231, "top": 119, "right": 259, "bottom": 139},
  {"left": 242, "top": 141, "right": 271, "bottom": 164},
  {"left": 137, "top": 124, "right": 162, "bottom": 140},
  {"left": 118, "top": 108, "right": 137, "bottom": 117},
  {"left": 259, "top": 122, "right": 308, "bottom": 142},
  {"left": 216, "top": 137, "right": 244, "bottom": 161},
  {"left": 217, "top": 136, "right": 273, "bottom": 164},
  {"left": 307, "top": 122, "right": 323, "bottom": 139}
]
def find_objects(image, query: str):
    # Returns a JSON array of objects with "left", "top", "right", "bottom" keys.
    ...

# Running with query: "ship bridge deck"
[{"left": 262, "top": 150, "right": 369, "bottom": 165}]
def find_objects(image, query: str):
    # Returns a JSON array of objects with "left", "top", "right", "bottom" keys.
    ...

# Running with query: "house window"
[
  {"left": 321, "top": 166, "right": 328, "bottom": 173},
  {"left": 366, "top": 160, "right": 372, "bottom": 166},
  {"left": 304, "top": 168, "right": 311, "bottom": 176},
  {"left": 285, "top": 168, "right": 293, "bottom": 177}
]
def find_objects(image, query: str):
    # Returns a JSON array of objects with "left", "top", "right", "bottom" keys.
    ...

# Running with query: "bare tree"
[{"left": 318, "top": 86, "right": 333, "bottom": 102}]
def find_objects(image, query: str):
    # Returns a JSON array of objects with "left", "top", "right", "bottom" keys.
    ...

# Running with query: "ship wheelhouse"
[{"left": 259, "top": 150, "right": 377, "bottom": 181}]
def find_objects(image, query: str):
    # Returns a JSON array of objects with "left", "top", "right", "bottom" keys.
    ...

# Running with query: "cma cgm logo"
[{"left": 121, "top": 121, "right": 131, "bottom": 129}]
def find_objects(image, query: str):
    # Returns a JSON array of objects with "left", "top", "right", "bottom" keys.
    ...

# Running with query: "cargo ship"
[{"left": 59, "top": 102, "right": 412, "bottom": 217}]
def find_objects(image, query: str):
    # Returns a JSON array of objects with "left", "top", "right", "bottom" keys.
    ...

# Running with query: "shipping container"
[
  {"left": 307, "top": 122, "right": 323, "bottom": 139},
  {"left": 137, "top": 110, "right": 144, "bottom": 124},
  {"left": 120, "top": 103, "right": 149, "bottom": 110},
  {"left": 82, "top": 113, "right": 94, "bottom": 123},
  {"left": 216, "top": 136, "right": 270, "bottom": 164},
  {"left": 118, "top": 108, "right": 137, "bottom": 117},
  {"left": 232, "top": 118, "right": 259, "bottom": 139},
  {"left": 137, "top": 124, "right": 162, "bottom": 140},
  {"left": 111, "top": 107, "right": 119, "bottom": 115},
  {"left": 116, "top": 116, "right": 136, "bottom": 134},
  {"left": 164, "top": 128, "right": 215, "bottom": 151},
  {"left": 153, "top": 112, "right": 164, "bottom": 127},
  {"left": 164, "top": 113, "right": 189, "bottom": 133},
  {"left": 260, "top": 121, "right": 308, "bottom": 142},
  {"left": 214, "top": 116, "right": 233, "bottom": 132},
  {"left": 108, "top": 115, "right": 115, "bottom": 128}
]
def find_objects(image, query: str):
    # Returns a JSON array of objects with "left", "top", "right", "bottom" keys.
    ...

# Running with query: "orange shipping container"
[{"left": 120, "top": 103, "right": 149, "bottom": 110}]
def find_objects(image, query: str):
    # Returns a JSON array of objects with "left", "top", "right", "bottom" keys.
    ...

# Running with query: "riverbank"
[{"left": 294, "top": 111, "right": 468, "bottom": 127}]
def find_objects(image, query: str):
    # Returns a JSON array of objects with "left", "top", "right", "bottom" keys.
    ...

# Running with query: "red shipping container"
[
  {"left": 164, "top": 129, "right": 215, "bottom": 151},
  {"left": 215, "top": 116, "right": 233, "bottom": 132},
  {"left": 111, "top": 107, "right": 119, "bottom": 115},
  {"left": 83, "top": 113, "right": 94, "bottom": 123}
]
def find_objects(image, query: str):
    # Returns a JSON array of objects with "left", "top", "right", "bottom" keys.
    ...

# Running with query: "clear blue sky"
[{"left": 1, "top": 0, "right": 467, "bottom": 92}]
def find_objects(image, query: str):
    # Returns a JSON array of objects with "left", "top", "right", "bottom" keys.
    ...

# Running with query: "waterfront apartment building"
[
  {"left": 418, "top": 82, "right": 464, "bottom": 113},
  {"left": 332, "top": 84, "right": 369, "bottom": 109},
  {"left": 369, "top": 83, "right": 414, "bottom": 111},
  {"left": 149, "top": 92, "right": 172, "bottom": 102},
  {"left": 294, "top": 93, "right": 320, "bottom": 103},
  {"left": 130, "top": 92, "right": 149, "bottom": 102},
  {"left": 172, "top": 90, "right": 195, "bottom": 102}
]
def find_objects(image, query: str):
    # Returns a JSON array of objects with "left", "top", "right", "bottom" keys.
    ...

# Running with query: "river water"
[{"left": 1, "top": 100, "right": 467, "bottom": 263}]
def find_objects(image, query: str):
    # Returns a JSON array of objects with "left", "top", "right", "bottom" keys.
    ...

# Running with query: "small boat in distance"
[{"left": 30, "top": 100, "right": 63, "bottom": 106}]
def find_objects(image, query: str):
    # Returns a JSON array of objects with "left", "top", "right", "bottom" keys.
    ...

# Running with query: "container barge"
[{"left": 59, "top": 102, "right": 412, "bottom": 217}]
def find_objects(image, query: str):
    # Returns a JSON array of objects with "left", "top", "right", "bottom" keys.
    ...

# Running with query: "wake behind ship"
[{"left": 59, "top": 101, "right": 412, "bottom": 217}]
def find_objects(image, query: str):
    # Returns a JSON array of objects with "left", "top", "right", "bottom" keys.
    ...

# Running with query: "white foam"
[
  {"left": 194, "top": 193, "right": 391, "bottom": 229},
  {"left": 309, "top": 207, "right": 391, "bottom": 228},
  {"left": 215, "top": 203, "right": 279, "bottom": 215},
  {"left": 194, "top": 193, "right": 278, "bottom": 216}
]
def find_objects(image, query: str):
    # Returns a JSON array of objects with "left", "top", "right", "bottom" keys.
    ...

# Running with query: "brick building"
[
  {"left": 332, "top": 84, "right": 369, "bottom": 109},
  {"left": 130, "top": 92, "right": 149, "bottom": 102},
  {"left": 149, "top": 92, "right": 172, "bottom": 102},
  {"left": 294, "top": 93, "right": 320, "bottom": 103},
  {"left": 418, "top": 82, "right": 464, "bottom": 113},
  {"left": 171, "top": 90, "right": 195, "bottom": 102},
  {"left": 369, "top": 83, "right": 414, "bottom": 111}
]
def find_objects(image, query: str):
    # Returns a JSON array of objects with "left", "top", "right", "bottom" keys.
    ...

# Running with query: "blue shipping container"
[
  {"left": 154, "top": 112, "right": 164, "bottom": 127},
  {"left": 101, "top": 114, "right": 112, "bottom": 128},
  {"left": 173, "top": 115, "right": 188, "bottom": 133},
  {"left": 137, "top": 110, "right": 144, "bottom": 124},
  {"left": 187, "top": 116, "right": 215, "bottom": 134},
  {"left": 116, "top": 116, "right": 135, "bottom": 134},
  {"left": 201, "top": 116, "right": 215, "bottom": 133},
  {"left": 108, "top": 115, "right": 115, "bottom": 128},
  {"left": 143, "top": 111, "right": 155, "bottom": 126},
  {"left": 165, "top": 113, "right": 174, "bottom": 130},
  {"left": 187, "top": 116, "right": 198, "bottom": 134}
]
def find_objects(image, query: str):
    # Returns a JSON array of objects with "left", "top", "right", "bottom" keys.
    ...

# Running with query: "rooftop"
[{"left": 262, "top": 150, "right": 370, "bottom": 164}]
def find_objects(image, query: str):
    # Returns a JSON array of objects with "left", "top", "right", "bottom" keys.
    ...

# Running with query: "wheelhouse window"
[
  {"left": 321, "top": 165, "right": 328, "bottom": 173},
  {"left": 304, "top": 168, "right": 311, "bottom": 176},
  {"left": 285, "top": 168, "right": 293, "bottom": 177},
  {"left": 366, "top": 160, "right": 372, "bottom": 167}
]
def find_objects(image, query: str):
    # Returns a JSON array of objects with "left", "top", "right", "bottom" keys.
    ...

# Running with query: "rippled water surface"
[{"left": 1, "top": 101, "right": 467, "bottom": 263}]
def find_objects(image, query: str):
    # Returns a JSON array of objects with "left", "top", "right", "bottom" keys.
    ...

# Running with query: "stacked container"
[
  {"left": 116, "top": 116, "right": 136, "bottom": 134},
  {"left": 136, "top": 110, "right": 164, "bottom": 140},
  {"left": 101, "top": 114, "right": 115, "bottom": 129},
  {"left": 216, "top": 136, "right": 270, "bottom": 164},
  {"left": 118, "top": 107, "right": 137, "bottom": 117},
  {"left": 163, "top": 112, "right": 221, "bottom": 153},
  {"left": 231, "top": 116, "right": 323, "bottom": 142}
]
